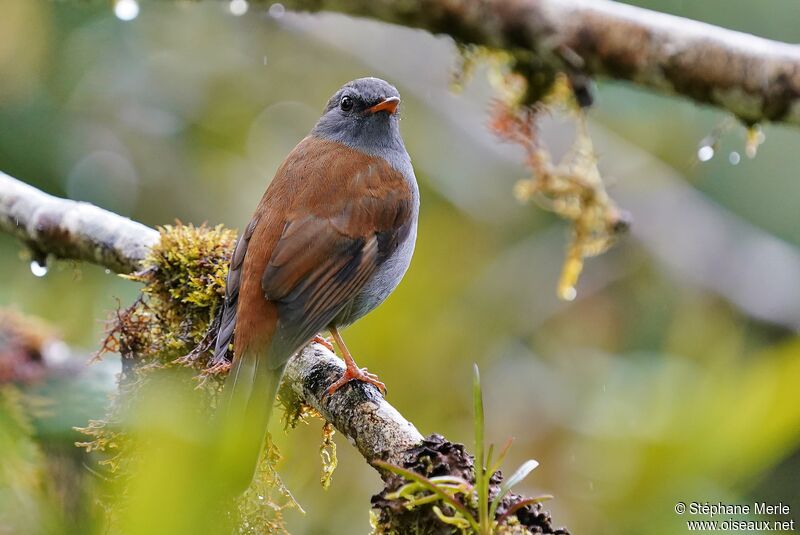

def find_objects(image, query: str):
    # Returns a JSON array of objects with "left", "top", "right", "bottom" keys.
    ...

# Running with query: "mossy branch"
[
  {"left": 0, "top": 171, "right": 158, "bottom": 274},
  {"left": 0, "top": 172, "right": 423, "bottom": 466},
  {"left": 278, "top": 0, "right": 800, "bottom": 126}
]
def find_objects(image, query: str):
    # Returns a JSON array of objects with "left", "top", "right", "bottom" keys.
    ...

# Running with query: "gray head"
[{"left": 311, "top": 78, "right": 406, "bottom": 158}]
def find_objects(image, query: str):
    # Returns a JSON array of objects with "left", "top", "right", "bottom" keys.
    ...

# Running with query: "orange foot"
[
  {"left": 325, "top": 365, "right": 387, "bottom": 398},
  {"left": 312, "top": 334, "right": 335, "bottom": 352}
]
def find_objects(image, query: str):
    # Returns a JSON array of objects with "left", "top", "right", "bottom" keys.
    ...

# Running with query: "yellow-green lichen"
[
  {"left": 319, "top": 422, "right": 337, "bottom": 490},
  {"left": 237, "top": 435, "right": 303, "bottom": 535},
  {"left": 278, "top": 381, "right": 339, "bottom": 489},
  {"left": 488, "top": 75, "right": 629, "bottom": 302},
  {"left": 451, "top": 44, "right": 629, "bottom": 302}
]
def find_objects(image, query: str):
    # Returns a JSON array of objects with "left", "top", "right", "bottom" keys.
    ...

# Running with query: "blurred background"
[{"left": 1, "top": 0, "right": 799, "bottom": 533}]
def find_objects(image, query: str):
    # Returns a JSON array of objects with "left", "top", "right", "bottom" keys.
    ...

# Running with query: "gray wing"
[{"left": 212, "top": 216, "right": 259, "bottom": 364}]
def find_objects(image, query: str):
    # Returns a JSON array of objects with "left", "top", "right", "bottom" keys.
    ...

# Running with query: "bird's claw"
[
  {"left": 324, "top": 366, "right": 387, "bottom": 398},
  {"left": 312, "top": 334, "right": 336, "bottom": 353}
]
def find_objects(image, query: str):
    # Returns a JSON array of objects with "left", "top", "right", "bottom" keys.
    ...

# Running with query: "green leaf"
[
  {"left": 473, "top": 363, "right": 484, "bottom": 469},
  {"left": 374, "top": 460, "right": 481, "bottom": 532},
  {"left": 489, "top": 459, "right": 539, "bottom": 519},
  {"left": 502, "top": 459, "right": 539, "bottom": 492},
  {"left": 432, "top": 505, "right": 472, "bottom": 530},
  {"left": 472, "top": 363, "right": 489, "bottom": 532},
  {"left": 489, "top": 437, "right": 514, "bottom": 476}
]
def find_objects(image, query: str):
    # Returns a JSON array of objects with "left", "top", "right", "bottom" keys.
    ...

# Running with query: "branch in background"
[
  {"left": 0, "top": 309, "right": 73, "bottom": 385},
  {"left": 281, "top": 0, "right": 800, "bottom": 126}
]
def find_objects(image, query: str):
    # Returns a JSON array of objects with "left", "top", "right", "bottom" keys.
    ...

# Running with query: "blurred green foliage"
[
  {"left": 1, "top": 0, "right": 799, "bottom": 534},
  {"left": 75, "top": 223, "right": 302, "bottom": 533}
]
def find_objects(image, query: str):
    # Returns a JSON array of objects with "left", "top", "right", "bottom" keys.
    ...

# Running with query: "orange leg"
[
  {"left": 312, "top": 334, "right": 335, "bottom": 352},
  {"left": 324, "top": 326, "right": 386, "bottom": 397}
]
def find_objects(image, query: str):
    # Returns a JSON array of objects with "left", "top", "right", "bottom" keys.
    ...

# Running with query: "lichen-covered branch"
[
  {"left": 280, "top": 0, "right": 800, "bottom": 126},
  {"left": 0, "top": 171, "right": 158, "bottom": 274},
  {"left": 0, "top": 172, "right": 423, "bottom": 466},
  {"left": 283, "top": 346, "right": 423, "bottom": 465}
]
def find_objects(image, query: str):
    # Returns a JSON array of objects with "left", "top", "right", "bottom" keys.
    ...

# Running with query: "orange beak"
[{"left": 366, "top": 96, "right": 400, "bottom": 115}]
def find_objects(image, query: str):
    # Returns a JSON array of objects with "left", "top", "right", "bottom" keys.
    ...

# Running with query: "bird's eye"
[{"left": 340, "top": 96, "right": 353, "bottom": 111}]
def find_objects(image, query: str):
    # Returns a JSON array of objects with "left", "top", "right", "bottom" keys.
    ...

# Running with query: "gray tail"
[{"left": 215, "top": 346, "right": 285, "bottom": 494}]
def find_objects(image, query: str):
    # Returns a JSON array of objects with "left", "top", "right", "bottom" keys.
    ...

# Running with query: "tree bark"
[
  {"left": 284, "top": 346, "right": 424, "bottom": 465},
  {"left": 0, "top": 172, "right": 157, "bottom": 274},
  {"left": 280, "top": 0, "right": 800, "bottom": 126}
]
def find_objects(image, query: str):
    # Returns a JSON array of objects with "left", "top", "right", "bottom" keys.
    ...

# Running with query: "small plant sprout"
[{"left": 375, "top": 364, "right": 551, "bottom": 534}]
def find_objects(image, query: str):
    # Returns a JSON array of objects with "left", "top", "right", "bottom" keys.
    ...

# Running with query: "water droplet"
[
  {"left": 269, "top": 2, "right": 285, "bottom": 17},
  {"left": 43, "top": 341, "right": 70, "bottom": 366},
  {"left": 697, "top": 145, "right": 715, "bottom": 162},
  {"left": 104, "top": 268, "right": 111, "bottom": 274},
  {"left": 560, "top": 286, "right": 577, "bottom": 301},
  {"left": 114, "top": 0, "right": 139, "bottom": 21},
  {"left": 229, "top": 0, "right": 248, "bottom": 16},
  {"left": 728, "top": 151, "right": 741, "bottom": 165},
  {"left": 30, "top": 260, "right": 48, "bottom": 277},
  {"left": 257, "top": 494, "right": 265, "bottom": 500},
  {"left": 557, "top": 253, "right": 583, "bottom": 302}
]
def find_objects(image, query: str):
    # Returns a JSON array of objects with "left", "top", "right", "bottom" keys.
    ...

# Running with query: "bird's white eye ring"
[{"left": 340, "top": 96, "right": 354, "bottom": 111}]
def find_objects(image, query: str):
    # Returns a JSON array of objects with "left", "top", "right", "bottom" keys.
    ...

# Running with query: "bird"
[{"left": 212, "top": 77, "right": 419, "bottom": 491}]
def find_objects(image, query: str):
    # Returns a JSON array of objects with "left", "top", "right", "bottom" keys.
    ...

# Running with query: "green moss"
[{"left": 126, "top": 222, "right": 238, "bottom": 363}]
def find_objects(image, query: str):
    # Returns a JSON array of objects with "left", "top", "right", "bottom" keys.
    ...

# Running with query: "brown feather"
[
  {"left": 226, "top": 136, "right": 413, "bottom": 366},
  {"left": 215, "top": 136, "right": 413, "bottom": 490}
]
